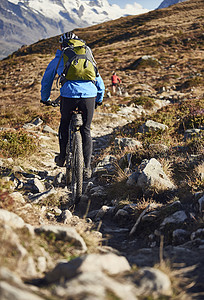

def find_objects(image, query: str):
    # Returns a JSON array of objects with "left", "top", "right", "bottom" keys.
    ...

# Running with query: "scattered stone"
[
  {"left": 129, "top": 158, "right": 175, "bottom": 192},
  {"left": 37, "top": 256, "right": 47, "bottom": 273},
  {"left": 93, "top": 155, "right": 117, "bottom": 176},
  {"left": 184, "top": 128, "right": 203, "bottom": 140},
  {"left": 139, "top": 120, "right": 168, "bottom": 133},
  {"left": 198, "top": 195, "right": 204, "bottom": 213},
  {"left": 53, "top": 172, "right": 65, "bottom": 187},
  {"left": 0, "top": 209, "right": 25, "bottom": 228},
  {"left": 10, "top": 192, "right": 26, "bottom": 204},
  {"left": 25, "top": 178, "right": 45, "bottom": 193},
  {"left": 31, "top": 117, "right": 43, "bottom": 127},
  {"left": 115, "top": 137, "right": 142, "bottom": 149},
  {"left": 54, "top": 270, "right": 137, "bottom": 300},
  {"left": 42, "top": 125, "right": 57, "bottom": 135},
  {"left": 191, "top": 228, "right": 204, "bottom": 240},
  {"left": 161, "top": 211, "right": 188, "bottom": 227},
  {"left": 34, "top": 225, "right": 87, "bottom": 252},
  {"left": 0, "top": 281, "right": 44, "bottom": 300},
  {"left": 28, "top": 188, "right": 56, "bottom": 204},
  {"left": 45, "top": 253, "right": 131, "bottom": 283},
  {"left": 133, "top": 267, "right": 172, "bottom": 297},
  {"left": 61, "top": 210, "right": 73, "bottom": 224},
  {"left": 172, "top": 229, "right": 190, "bottom": 245}
]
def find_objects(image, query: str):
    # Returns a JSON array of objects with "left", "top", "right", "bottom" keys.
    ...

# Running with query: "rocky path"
[
  {"left": 1, "top": 99, "right": 204, "bottom": 300},
  {"left": 85, "top": 105, "right": 204, "bottom": 300}
]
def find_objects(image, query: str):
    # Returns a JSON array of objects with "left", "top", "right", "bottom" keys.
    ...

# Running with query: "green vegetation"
[
  {"left": 0, "top": 129, "right": 38, "bottom": 158},
  {"left": 131, "top": 96, "right": 155, "bottom": 109},
  {"left": 0, "top": 178, "right": 15, "bottom": 210}
]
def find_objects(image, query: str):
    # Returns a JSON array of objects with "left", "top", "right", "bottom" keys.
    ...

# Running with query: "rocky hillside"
[{"left": 0, "top": 0, "right": 204, "bottom": 299}]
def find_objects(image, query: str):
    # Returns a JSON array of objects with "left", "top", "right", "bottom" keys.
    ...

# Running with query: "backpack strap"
[{"left": 56, "top": 50, "right": 64, "bottom": 72}]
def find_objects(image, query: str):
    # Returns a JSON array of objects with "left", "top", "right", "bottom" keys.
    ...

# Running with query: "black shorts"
[{"left": 112, "top": 83, "right": 117, "bottom": 86}]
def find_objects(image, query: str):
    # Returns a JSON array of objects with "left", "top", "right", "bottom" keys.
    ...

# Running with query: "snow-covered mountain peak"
[
  {"left": 1, "top": 0, "right": 149, "bottom": 59},
  {"left": 158, "top": 0, "right": 188, "bottom": 9}
]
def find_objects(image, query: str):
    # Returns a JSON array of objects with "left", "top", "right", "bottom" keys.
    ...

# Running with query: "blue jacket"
[{"left": 41, "top": 49, "right": 105, "bottom": 103}]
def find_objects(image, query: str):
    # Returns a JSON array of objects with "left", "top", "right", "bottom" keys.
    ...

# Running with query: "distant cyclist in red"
[{"left": 111, "top": 71, "right": 121, "bottom": 95}]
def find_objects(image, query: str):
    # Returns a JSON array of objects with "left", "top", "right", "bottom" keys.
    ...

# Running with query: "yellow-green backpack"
[{"left": 58, "top": 38, "right": 98, "bottom": 85}]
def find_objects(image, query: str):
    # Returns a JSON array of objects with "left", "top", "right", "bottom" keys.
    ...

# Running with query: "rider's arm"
[
  {"left": 95, "top": 74, "right": 105, "bottom": 104},
  {"left": 41, "top": 58, "right": 58, "bottom": 102}
]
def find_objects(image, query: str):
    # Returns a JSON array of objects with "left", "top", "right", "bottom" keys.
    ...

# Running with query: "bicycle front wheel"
[{"left": 72, "top": 131, "right": 84, "bottom": 203}]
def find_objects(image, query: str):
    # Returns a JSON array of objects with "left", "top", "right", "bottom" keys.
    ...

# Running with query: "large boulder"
[
  {"left": 127, "top": 158, "right": 175, "bottom": 192},
  {"left": 45, "top": 253, "right": 131, "bottom": 283}
]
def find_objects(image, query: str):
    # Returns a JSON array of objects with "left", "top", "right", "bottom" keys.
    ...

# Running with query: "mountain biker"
[
  {"left": 40, "top": 32, "right": 105, "bottom": 179},
  {"left": 111, "top": 71, "right": 121, "bottom": 95}
]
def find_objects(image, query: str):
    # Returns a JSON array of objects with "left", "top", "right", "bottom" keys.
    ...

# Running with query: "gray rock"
[
  {"left": 115, "top": 209, "right": 129, "bottom": 218},
  {"left": 133, "top": 267, "right": 172, "bottom": 297},
  {"left": 161, "top": 211, "right": 188, "bottom": 227},
  {"left": 45, "top": 253, "right": 131, "bottom": 283},
  {"left": 31, "top": 117, "right": 43, "bottom": 127},
  {"left": 118, "top": 106, "right": 145, "bottom": 118},
  {"left": 37, "top": 256, "right": 47, "bottom": 273},
  {"left": 172, "top": 229, "right": 190, "bottom": 245},
  {"left": 89, "top": 186, "right": 106, "bottom": 197},
  {"left": 10, "top": 192, "right": 26, "bottom": 204},
  {"left": 61, "top": 210, "right": 73, "bottom": 224},
  {"left": 191, "top": 228, "right": 204, "bottom": 240},
  {"left": 35, "top": 225, "right": 87, "bottom": 252},
  {"left": 136, "top": 158, "right": 175, "bottom": 191},
  {"left": 0, "top": 281, "right": 44, "bottom": 300},
  {"left": 198, "top": 195, "right": 204, "bottom": 213},
  {"left": 54, "top": 270, "right": 137, "bottom": 300},
  {"left": 95, "top": 206, "right": 111, "bottom": 220},
  {"left": 26, "top": 178, "right": 45, "bottom": 193},
  {"left": 42, "top": 125, "right": 57, "bottom": 135},
  {"left": 115, "top": 137, "right": 142, "bottom": 150},
  {"left": 184, "top": 128, "right": 203, "bottom": 140},
  {"left": 28, "top": 188, "right": 56, "bottom": 204},
  {"left": 139, "top": 120, "right": 168, "bottom": 133},
  {"left": 53, "top": 172, "right": 65, "bottom": 187},
  {"left": 126, "top": 172, "right": 140, "bottom": 186},
  {"left": 0, "top": 209, "right": 25, "bottom": 228}
]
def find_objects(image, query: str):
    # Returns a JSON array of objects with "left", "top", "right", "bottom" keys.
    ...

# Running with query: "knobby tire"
[
  {"left": 66, "top": 132, "right": 72, "bottom": 187},
  {"left": 71, "top": 131, "right": 83, "bottom": 203}
]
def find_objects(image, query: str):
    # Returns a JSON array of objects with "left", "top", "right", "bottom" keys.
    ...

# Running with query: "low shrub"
[
  {"left": 131, "top": 96, "right": 155, "bottom": 109},
  {"left": 0, "top": 129, "right": 38, "bottom": 158}
]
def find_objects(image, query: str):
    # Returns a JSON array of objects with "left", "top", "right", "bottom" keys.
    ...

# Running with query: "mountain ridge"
[
  {"left": 0, "top": 0, "right": 148, "bottom": 60},
  {"left": 6, "top": 0, "right": 203, "bottom": 61},
  {"left": 158, "top": 0, "right": 188, "bottom": 9}
]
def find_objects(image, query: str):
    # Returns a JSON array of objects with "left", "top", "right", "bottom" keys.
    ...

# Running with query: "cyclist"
[
  {"left": 41, "top": 32, "right": 105, "bottom": 179},
  {"left": 111, "top": 71, "right": 121, "bottom": 95}
]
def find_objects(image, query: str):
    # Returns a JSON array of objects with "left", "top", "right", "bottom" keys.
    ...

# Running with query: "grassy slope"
[{"left": 0, "top": 0, "right": 203, "bottom": 190}]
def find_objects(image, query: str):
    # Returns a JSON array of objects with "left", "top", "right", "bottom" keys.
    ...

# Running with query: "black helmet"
[{"left": 59, "top": 32, "right": 78, "bottom": 48}]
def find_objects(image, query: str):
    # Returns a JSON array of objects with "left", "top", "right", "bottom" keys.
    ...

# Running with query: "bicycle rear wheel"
[
  {"left": 71, "top": 131, "right": 84, "bottom": 203},
  {"left": 66, "top": 126, "right": 73, "bottom": 187}
]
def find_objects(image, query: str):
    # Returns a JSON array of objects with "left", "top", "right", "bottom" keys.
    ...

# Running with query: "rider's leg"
[
  {"left": 57, "top": 97, "right": 78, "bottom": 166},
  {"left": 78, "top": 97, "right": 95, "bottom": 172}
]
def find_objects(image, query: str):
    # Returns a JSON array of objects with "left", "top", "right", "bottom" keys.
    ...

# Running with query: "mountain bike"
[
  {"left": 66, "top": 109, "right": 84, "bottom": 204},
  {"left": 47, "top": 97, "right": 84, "bottom": 204}
]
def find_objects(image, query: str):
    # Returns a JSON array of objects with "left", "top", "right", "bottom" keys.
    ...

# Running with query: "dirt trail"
[{"left": 22, "top": 104, "right": 204, "bottom": 300}]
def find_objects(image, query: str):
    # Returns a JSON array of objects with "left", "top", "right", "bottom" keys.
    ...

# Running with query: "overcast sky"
[{"left": 108, "top": 0, "right": 162, "bottom": 10}]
